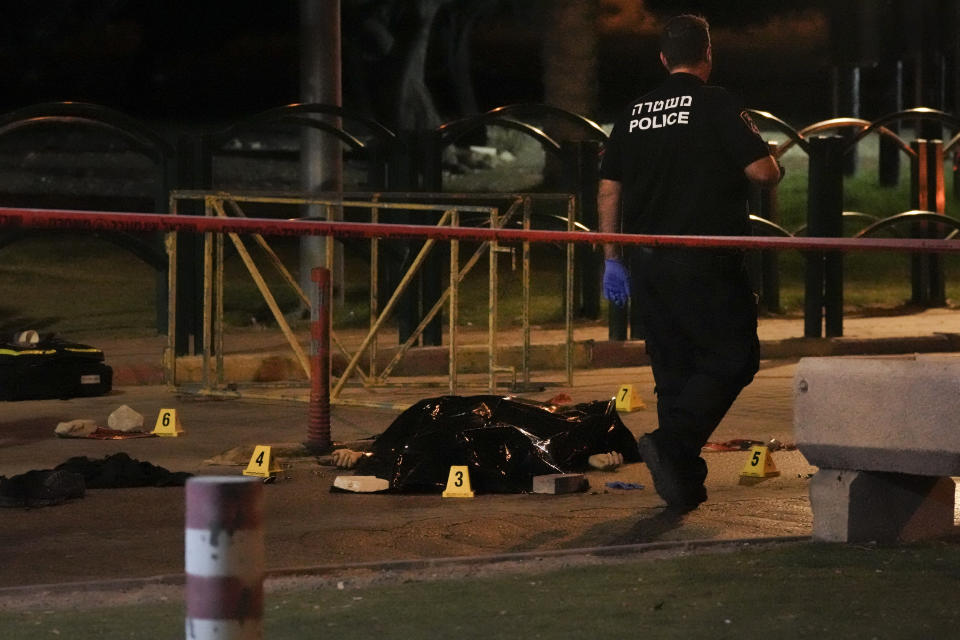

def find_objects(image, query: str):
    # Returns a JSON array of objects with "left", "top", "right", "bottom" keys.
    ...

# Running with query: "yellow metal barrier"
[{"left": 166, "top": 191, "right": 577, "bottom": 403}]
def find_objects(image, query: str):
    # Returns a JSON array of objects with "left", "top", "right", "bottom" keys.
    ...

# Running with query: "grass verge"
[{"left": 2, "top": 542, "right": 959, "bottom": 639}]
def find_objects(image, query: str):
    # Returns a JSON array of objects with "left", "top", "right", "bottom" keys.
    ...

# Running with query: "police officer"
[{"left": 598, "top": 14, "right": 782, "bottom": 510}]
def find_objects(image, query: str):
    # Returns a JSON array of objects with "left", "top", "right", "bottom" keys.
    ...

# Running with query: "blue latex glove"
[
  {"left": 602, "top": 258, "right": 630, "bottom": 307},
  {"left": 605, "top": 481, "right": 645, "bottom": 490}
]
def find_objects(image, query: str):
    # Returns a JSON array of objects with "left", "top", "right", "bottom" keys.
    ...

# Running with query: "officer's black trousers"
[{"left": 629, "top": 248, "right": 760, "bottom": 483}]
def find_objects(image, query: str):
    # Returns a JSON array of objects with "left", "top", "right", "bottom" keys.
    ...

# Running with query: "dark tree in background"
[
  {"left": 344, "top": 0, "right": 507, "bottom": 130},
  {"left": 542, "top": 0, "right": 599, "bottom": 120},
  {"left": 2, "top": 0, "right": 950, "bottom": 130},
  {"left": 643, "top": 0, "right": 832, "bottom": 26}
]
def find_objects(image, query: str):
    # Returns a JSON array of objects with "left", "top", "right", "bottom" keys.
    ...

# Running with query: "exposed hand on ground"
[
  {"left": 331, "top": 449, "right": 364, "bottom": 469},
  {"left": 588, "top": 451, "right": 624, "bottom": 471}
]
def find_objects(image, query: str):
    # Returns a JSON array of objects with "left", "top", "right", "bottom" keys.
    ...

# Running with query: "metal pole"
[
  {"left": 215, "top": 223, "right": 224, "bottom": 386},
  {"left": 878, "top": 60, "right": 903, "bottom": 187},
  {"left": 165, "top": 195, "right": 179, "bottom": 386},
  {"left": 202, "top": 197, "right": 214, "bottom": 391},
  {"left": 522, "top": 196, "right": 531, "bottom": 388},
  {"left": 805, "top": 135, "right": 845, "bottom": 338},
  {"left": 568, "top": 140, "right": 602, "bottom": 319},
  {"left": 566, "top": 196, "right": 575, "bottom": 386},
  {"left": 489, "top": 207, "right": 499, "bottom": 392},
  {"left": 449, "top": 210, "right": 459, "bottom": 394},
  {"left": 307, "top": 267, "right": 332, "bottom": 452},
  {"left": 928, "top": 139, "right": 946, "bottom": 305},
  {"left": 911, "top": 139, "right": 930, "bottom": 305},
  {"left": 608, "top": 301, "right": 627, "bottom": 341},
  {"left": 174, "top": 135, "right": 210, "bottom": 356},
  {"left": 823, "top": 139, "right": 845, "bottom": 338},
  {"left": 185, "top": 476, "right": 264, "bottom": 640},
  {"left": 842, "top": 66, "right": 861, "bottom": 176},
  {"left": 369, "top": 204, "right": 379, "bottom": 380},
  {"left": 760, "top": 141, "right": 781, "bottom": 313},
  {"left": 299, "top": 0, "right": 343, "bottom": 303}
]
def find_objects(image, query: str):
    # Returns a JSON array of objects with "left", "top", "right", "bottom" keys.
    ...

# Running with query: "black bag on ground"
[
  {"left": 0, "top": 335, "right": 112, "bottom": 400},
  {"left": 352, "top": 395, "right": 641, "bottom": 494}
]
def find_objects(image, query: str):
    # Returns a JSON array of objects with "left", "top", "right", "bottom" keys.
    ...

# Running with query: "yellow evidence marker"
[
  {"left": 243, "top": 445, "right": 283, "bottom": 479},
  {"left": 151, "top": 408, "right": 184, "bottom": 437},
  {"left": 740, "top": 445, "right": 780, "bottom": 478},
  {"left": 442, "top": 465, "right": 474, "bottom": 498},
  {"left": 615, "top": 384, "right": 646, "bottom": 412}
]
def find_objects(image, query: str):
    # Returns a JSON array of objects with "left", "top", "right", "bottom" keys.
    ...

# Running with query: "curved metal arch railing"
[
  {"left": 791, "top": 211, "right": 882, "bottom": 237},
  {"left": 259, "top": 115, "right": 366, "bottom": 150},
  {"left": 744, "top": 109, "right": 807, "bottom": 155},
  {"left": 749, "top": 215, "right": 794, "bottom": 237},
  {"left": 438, "top": 116, "right": 562, "bottom": 155},
  {"left": 942, "top": 130, "right": 960, "bottom": 154},
  {"left": 206, "top": 102, "right": 397, "bottom": 151},
  {"left": 767, "top": 116, "right": 914, "bottom": 159},
  {"left": 0, "top": 101, "right": 175, "bottom": 165},
  {"left": 437, "top": 102, "right": 607, "bottom": 145},
  {"left": 848, "top": 107, "right": 960, "bottom": 154},
  {"left": 799, "top": 117, "right": 914, "bottom": 158},
  {"left": 852, "top": 210, "right": 960, "bottom": 239},
  {"left": 0, "top": 101, "right": 173, "bottom": 280}
]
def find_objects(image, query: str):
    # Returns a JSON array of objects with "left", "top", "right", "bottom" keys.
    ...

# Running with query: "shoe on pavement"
[{"left": 637, "top": 435, "right": 706, "bottom": 510}]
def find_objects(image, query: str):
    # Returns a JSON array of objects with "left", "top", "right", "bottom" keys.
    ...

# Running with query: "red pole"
[{"left": 306, "top": 266, "right": 331, "bottom": 452}]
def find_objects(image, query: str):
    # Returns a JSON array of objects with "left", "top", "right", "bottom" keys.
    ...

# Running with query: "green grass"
[
  {"left": 0, "top": 233, "right": 160, "bottom": 337},
  {"left": 2, "top": 543, "right": 959, "bottom": 639}
]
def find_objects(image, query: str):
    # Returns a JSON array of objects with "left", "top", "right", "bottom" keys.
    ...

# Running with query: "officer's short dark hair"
[{"left": 660, "top": 14, "right": 710, "bottom": 68}]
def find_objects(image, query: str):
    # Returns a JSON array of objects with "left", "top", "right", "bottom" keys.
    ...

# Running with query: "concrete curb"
[
  {"left": 111, "top": 333, "right": 960, "bottom": 386},
  {"left": 0, "top": 535, "right": 810, "bottom": 603}
]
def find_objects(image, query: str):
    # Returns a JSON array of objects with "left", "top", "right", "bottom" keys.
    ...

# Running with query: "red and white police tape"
[{"left": 1, "top": 205, "right": 959, "bottom": 253}]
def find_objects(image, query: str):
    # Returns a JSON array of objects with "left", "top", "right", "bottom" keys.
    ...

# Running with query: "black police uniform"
[{"left": 600, "top": 72, "right": 770, "bottom": 495}]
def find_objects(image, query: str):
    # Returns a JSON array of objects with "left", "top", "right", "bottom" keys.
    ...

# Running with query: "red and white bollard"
[{"left": 185, "top": 476, "right": 265, "bottom": 639}]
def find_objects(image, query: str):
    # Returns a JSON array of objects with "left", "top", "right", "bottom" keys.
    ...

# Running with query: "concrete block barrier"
[{"left": 795, "top": 355, "right": 960, "bottom": 542}]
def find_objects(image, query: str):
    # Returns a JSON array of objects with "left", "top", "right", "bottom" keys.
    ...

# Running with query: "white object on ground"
[
  {"left": 333, "top": 476, "right": 389, "bottom": 492},
  {"left": 13, "top": 330, "right": 39, "bottom": 346},
  {"left": 107, "top": 404, "right": 145, "bottom": 431},
  {"left": 54, "top": 419, "right": 99, "bottom": 437}
]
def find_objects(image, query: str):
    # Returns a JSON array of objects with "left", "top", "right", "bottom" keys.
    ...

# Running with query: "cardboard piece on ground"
[{"left": 333, "top": 475, "right": 390, "bottom": 492}]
